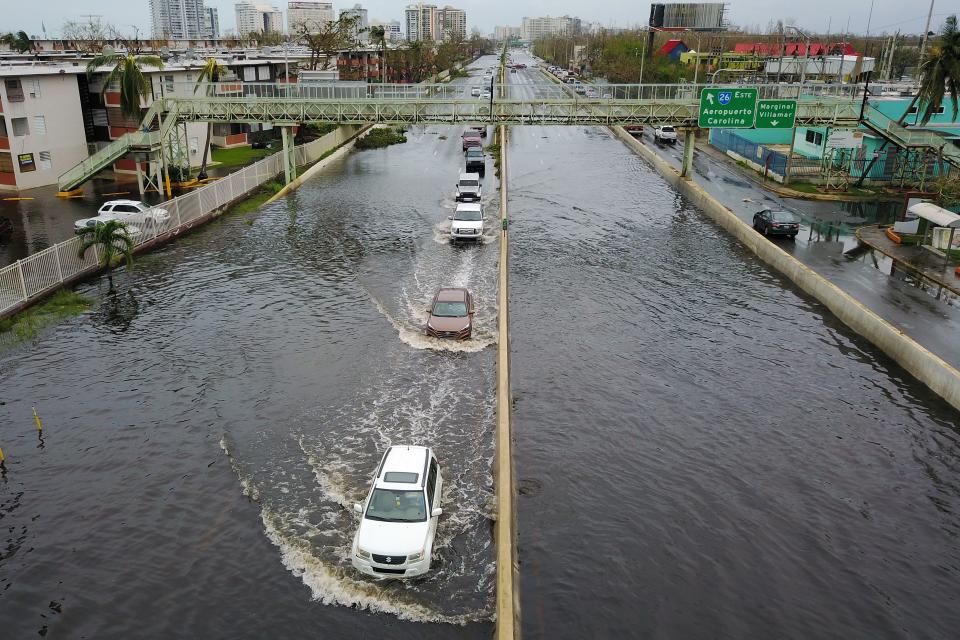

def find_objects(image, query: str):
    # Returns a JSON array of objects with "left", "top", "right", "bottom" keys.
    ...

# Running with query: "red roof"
[
  {"left": 657, "top": 39, "right": 688, "bottom": 55},
  {"left": 733, "top": 42, "right": 856, "bottom": 56}
]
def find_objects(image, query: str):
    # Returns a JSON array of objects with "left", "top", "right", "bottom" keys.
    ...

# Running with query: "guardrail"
[{"left": 3, "top": 127, "right": 357, "bottom": 320}]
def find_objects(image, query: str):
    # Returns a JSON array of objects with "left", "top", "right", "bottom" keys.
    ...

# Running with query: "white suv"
[
  {"left": 654, "top": 125, "right": 678, "bottom": 144},
  {"left": 75, "top": 200, "right": 170, "bottom": 232},
  {"left": 352, "top": 446, "right": 443, "bottom": 579},
  {"left": 449, "top": 202, "right": 484, "bottom": 241}
]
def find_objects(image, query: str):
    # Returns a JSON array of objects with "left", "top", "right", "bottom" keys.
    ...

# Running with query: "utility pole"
[{"left": 918, "top": 0, "right": 935, "bottom": 77}]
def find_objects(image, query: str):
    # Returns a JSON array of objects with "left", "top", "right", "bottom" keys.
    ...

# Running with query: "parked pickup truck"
[
  {"left": 654, "top": 125, "right": 678, "bottom": 144},
  {"left": 624, "top": 124, "right": 644, "bottom": 136}
]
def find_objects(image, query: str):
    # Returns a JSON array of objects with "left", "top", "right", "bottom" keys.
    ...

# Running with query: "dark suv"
[
  {"left": 426, "top": 288, "right": 474, "bottom": 340},
  {"left": 465, "top": 148, "right": 485, "bottom": 176}
]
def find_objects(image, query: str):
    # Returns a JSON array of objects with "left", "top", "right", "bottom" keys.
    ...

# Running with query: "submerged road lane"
[
  {"left": 0, "top": 56, "right": 501, "bottom": 638},
  {"left": 508, "top": 55, "right": 960, "bottom": 639}
]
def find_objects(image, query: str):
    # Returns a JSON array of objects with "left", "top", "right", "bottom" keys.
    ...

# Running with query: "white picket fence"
[{"left": 0, "top": 125, "right": 363, "bottom": 318}]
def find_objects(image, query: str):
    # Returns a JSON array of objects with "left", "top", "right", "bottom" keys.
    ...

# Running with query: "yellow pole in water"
[
  {"left": 0, "top": 445, "right": 5, "bottom": 463},
  {"left": 33, "top": 407, "right": 42, "bottom": 432}
]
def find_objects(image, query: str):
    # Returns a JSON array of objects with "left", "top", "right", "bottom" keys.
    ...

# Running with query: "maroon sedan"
[
  {"left": 462, "top": 131, "right": 483, "bottom": 151},
  {"left": 425, "top": 288, "right": 474, "bottom": 340}
]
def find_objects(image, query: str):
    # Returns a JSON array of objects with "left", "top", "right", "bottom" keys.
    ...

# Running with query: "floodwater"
[
  {"left": 0, "top": 56, "right": 500, "bottom": 638},
  {"left": 508, "top": 58, "right": 960, "bottom": 639}
]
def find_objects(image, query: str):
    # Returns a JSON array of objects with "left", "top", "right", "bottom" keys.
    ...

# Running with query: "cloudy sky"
[{"left": 4, "top": 1, "right": 953, "bottom": 38}]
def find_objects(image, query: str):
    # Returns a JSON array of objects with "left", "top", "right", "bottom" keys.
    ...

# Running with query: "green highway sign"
[
  {"left": 698, "top": 88, "right": 757, "bottom": 128},
  {"left": 755, "top": 99, "right": 797, "bottom": 129}
]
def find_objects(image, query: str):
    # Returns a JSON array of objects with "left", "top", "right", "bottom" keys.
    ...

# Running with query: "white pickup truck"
[{"left": 653, "top": 125, "right": 678, "bottom": 144}]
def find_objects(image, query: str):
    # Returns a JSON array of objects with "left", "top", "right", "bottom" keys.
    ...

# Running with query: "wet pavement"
[
  {"left": 0, "top": 55, "right": 501, "bottom": 639},
  {"left": 632, "top": 122, "right": 960, "bottom": 370},
  {"left": 509, "top": 54, "right": 960, "bottom": 640}
]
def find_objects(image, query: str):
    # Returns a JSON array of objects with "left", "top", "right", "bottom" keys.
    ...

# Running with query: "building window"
[
  {"left": 28, "top": 79, "right": 41, "bottom": 98},
  {"left": 18, "top": 153, "right": 35, "bottom": 172},
  {"left": 11, "top": 117, "right": 29, "bottom": 137},
  {"left": 165, "top": 75, "right": 175, "bottom": 93},
  {"left": 805, "top": 129, "right": 823, "bottom": 145},
  {"left": 0, "top": 154, "right": 13, "bottom": 172},
  {"left": 38, "top": 151, "right": 52, "bottom": 170},
  {"left": 5, "top": 79, "right": 24, "bottom": 102},
  {"left": 32, "top": 115, "right": 46, "bottom": 135}
]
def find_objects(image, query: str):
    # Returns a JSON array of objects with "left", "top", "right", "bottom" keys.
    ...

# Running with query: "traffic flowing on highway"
[
  {"left": 507, "top": 53, "right": 960, "bottom": 639},
  {"left": 0, "top": 56, "right": 502, "bottom": 639}
]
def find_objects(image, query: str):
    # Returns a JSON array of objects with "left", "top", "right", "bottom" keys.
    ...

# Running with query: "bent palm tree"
[
  {"left": 193, "top": 58, "right": 228, "bottom": 180},
  {"left": 77, "top": 219, "right": 136, "bottom": 291},
  {"left": 917, "top": 15, "right": 960, "bottom": 124},
  {"left": 1, "top": 31, "right": 32, "bottom": 54},
  {"left": 86, "top": 52, "right": 163, "bottom": 119},
  {"left": 369, "top": 26, "right": 387, "bottom": 83}
]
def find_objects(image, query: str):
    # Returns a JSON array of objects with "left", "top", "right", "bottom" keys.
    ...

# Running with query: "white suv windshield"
[
  {"left": 366, "top": 489, "right": 426, "bottom": 522},
  {"left": 459, "top": 180, "right": 479, "bottom": 187},
  {"left": 454, "top": 210, "right": 482, "bottom": 221}
]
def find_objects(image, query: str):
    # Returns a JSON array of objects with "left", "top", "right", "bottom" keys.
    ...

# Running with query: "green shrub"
[{"left": 355, "top": 127, "right": 408, "bottom": 150}]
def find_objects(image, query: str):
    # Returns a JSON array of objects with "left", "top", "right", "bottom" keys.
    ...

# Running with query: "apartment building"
[
  {"left": 204, "top": 7, "right": 220, "bottom": 38},
  {"left": 235, "top": 2, "right": 284, "bottom": 35},
  {"left": 0, "top": 68, "right": 88, "bottom": 191},
  {"left": 150, "top": 0, "right": 209, "bottom": 39},
  {"left": 494, "top": 25, "right": 520, "bottom": 41},
  {"left": 287, "top": 1, "right": 335, "bottom": 33},
  {"left": 521, "top": 15, "right": 580, "bottom": 41},
  {"left": 405, "top": 4, "right": 439, "bottom": 42},
  {"left": 439, "top": 6, "right": 466, "bottom": 42},
  {"left": 340, "top": 4, "right": 370, "bottom": 45}
]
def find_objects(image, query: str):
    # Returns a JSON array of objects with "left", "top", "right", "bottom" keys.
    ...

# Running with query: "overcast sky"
[{"left": 3, "top": 1, "right": 954, "bottom": 38}]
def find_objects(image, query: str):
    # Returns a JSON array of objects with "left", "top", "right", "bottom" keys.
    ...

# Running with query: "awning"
[{"left": 908, "top": 202, "right": 960, "bottom": 228}]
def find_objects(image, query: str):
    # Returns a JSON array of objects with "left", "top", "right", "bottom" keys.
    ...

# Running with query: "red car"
[{"left": 462, "top": 131, "right": 482, "bottom": 151}]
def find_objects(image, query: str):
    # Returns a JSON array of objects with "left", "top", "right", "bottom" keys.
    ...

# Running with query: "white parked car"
[
  {"left": 75, "top": 200, "right": 169, "bottom": 232},
  {"left": 352, "top": 446, "right": 443, "bottom": 579},
  {"left": 654, "top": 125, "right": 678, "bottom": 144},
  {"left": 449, "top": 202, "right": 484, "bottom": 241},
  {"left": 470, "top": 86, "right": 481, "bottom": 97}
]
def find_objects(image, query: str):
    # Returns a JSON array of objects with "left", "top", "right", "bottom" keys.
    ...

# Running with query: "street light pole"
[{"left": 786, "top": 25, "right": 812, "bottom": 86}]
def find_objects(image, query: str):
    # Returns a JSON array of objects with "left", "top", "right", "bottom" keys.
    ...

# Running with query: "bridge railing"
[{"left": 165, "top": 81, "right": 863, "bottom": 104}]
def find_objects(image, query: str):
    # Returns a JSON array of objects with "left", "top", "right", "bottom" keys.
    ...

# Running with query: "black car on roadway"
[{"left": 753, "top": 209, "right": 800, "bottom": 239}]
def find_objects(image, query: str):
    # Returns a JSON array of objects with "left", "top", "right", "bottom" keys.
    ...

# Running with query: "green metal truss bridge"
[{"left": 58, "top": 82, "right": 956, "bottom": 192}]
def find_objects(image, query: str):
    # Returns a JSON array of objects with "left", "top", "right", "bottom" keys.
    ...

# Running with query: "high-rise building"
[
  {"left": 521, "top": 15, "right": 579, "bottom": 41},
  {"left": 287, "top": 1, "right": 334, "bottom": 33},
  {"left": 438, "top": 6, "right": 466, "bottom": 41},
  {"left": 405, "top": 4, "right": 439, "bottom": 42},
  {"left": 235, "top": 2, "right": 283, "bottom": 35},
  {"left": 204, "top": 6, "right": 220, "bottom": 38},
  {"left": 339, "top": 4, "right": 369, "bottom": 44},
  {"left": 494, "top": 25, "right": 520, "bottom": 41},
  {"left": 150, "top": 0, "right": 208, "bottom": 39}
]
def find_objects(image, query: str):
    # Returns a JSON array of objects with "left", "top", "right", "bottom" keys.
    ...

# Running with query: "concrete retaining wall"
[{"left": 612, "top": 125, "right": 960, "bottom": 413}]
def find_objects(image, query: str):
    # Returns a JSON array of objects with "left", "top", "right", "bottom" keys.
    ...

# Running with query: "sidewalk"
[{"left": 627, "top": 127, "right": 960, "bottom": 371}]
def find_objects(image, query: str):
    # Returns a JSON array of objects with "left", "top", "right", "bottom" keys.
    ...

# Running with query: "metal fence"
[
  {"left": 710, "top": 129, "right": 790, "bottom": 176},
  {"left": 0, "top": 125, "right": 362, "bottom": 319}
]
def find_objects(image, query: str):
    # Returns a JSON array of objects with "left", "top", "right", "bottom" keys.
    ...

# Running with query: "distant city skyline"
[{"left": 4, "top": 1, "right": 955, "bottom": 39}]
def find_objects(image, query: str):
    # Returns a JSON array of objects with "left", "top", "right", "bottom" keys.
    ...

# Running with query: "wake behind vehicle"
[
  {"left": 454, "top": 172, "right": 482, "bottom": 202},
  {"left": 449, "top": 202, "right": 484, "bottom": 242},
  {"left": 352, "top": 446, "right": 443, "bottom": 579},
  {"left": 753, "top": 209, "right": 800, "bottom": 238},
  {"left": 426, "top": 287, "right": 474, "bottom": 339}
]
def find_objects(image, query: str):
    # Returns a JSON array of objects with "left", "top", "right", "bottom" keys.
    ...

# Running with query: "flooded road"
[
  {"left": 508, "top": 59, "right": 960, "bottom": 639},
  {"left": 0, "top": 57, "right": 500, "bottom": 638}
]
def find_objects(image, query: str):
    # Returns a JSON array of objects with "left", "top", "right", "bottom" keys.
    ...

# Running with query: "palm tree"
[
  {"left": 370, "top": 26, "right": 387, "bottom": 83},
  {"left": 86, "top": 51, "right": 163, "bottom": 119},
  {"left": 193, "top": 58, "right": 228, "bottom": 180},
  {"left": 916, "top": 15, "right": 960, "bottom": 124},
  {"left": 77, "top": 220, "right": 136, "bottom": 291},
  {"left": 1, "top": 31, "right": 32, "bottom": 54}
]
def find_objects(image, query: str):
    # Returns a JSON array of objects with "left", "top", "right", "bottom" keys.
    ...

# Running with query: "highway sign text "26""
[{"left": 698, "top": 87, "right": 757, "bottom": 129}]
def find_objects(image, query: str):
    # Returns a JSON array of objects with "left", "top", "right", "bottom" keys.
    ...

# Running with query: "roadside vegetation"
[
  {"left": 211, "top": 146, "right": 275, "bottom": 168},
  {"left": 355, "top": 127, "right": 408, "bottom": 150},
  {"left": 76, "top": 219, "right": 136, "bottom": 291},
  {"left": 227, "top": 181, "right": 284, "bottom": 217},
  {"left": 0, "top": 289, "right": 93, "bottom": 343}
]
